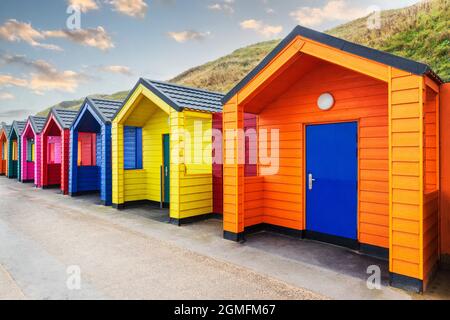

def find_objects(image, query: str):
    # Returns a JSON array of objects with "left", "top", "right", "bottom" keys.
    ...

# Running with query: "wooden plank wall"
[
  {"left": 440, "top": 83, "right": 450, "bottom": 256},
  {"left": 112, "top": 123, "right": 124, "bottom": 205},
  {"left": 0, "top": 131, "right": 6, "bottom": 174},
  {"left": 143, "top": 107, "right": 169, "bottom": 203},
  {"left": 254, "top": 62, "right": 389, "bottom": 247},
  {"left": 60, "top": 129, "right": 70, "bottom": 195},
  {"left": 20, "top": 123, "right": 32, "bottom": 181},
  {"left": 35, "top": 134, "right": 42, "bottom": 187},
  {"left": 223, "top": 100, "right": 245, "bottom": 234},
  {"left": 101, "top": 125, "right": 112, "bottom": 205},
  {"left": 212, "top": 113, "right": 223, "bottom": 214},
  {"left": 389, "top": 69, "right": 424, "bottom": 280},
  {"left": 176, "top": 111, "right": 213, "bottom": 219},
  {"left": 423, "top": 86, "right": 439, "bottom": 286}
]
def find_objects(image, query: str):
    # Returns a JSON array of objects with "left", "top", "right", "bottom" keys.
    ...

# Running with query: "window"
[
  {"left": 124, "top": 126, "right": 142, "bottom": 170},
  {"left": 47, "top": 137, "right": 61, "bottom": 164},
  {"left": 27, "top": 139, "right": 35, "bottom": 162},
  {"left": 12, "top": 140, "right": 18, "bottom": 161},
  {"left": 48, "top": 143, "right": 57, "bottom": 164},
  {"left": 1, "top": 141, "right": 5, "bottom": 160},
  {"left": 77, "top": 133, "right": 96, "bottom": 166}
]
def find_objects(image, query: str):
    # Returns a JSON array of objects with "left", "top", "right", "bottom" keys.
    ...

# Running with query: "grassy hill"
[{"left": 38, "top": 0, "right": 449, "bottom": 116}]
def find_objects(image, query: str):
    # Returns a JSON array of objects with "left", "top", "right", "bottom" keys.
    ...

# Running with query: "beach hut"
[
  {"left": 20, "top": 116, "right": 47, "bottom": 186},
  {"left": 69, "top": 98, "right": 123, "bottom": 205},
  {"left": 0, "top": 124, "right": 11, "bottom": 176},
  {"left": 7, "top": 120, "right": 26, "bottom": 180},
  {"left": 112, "top": 79, "right": 223, "bottom": 225},
  {"left": 440, "top": 84, "right": 450, "bottom": 266},
  {"left": 40, "top": 108, "right": 78, "bottom": 194},
  {"left": 221, "top": 25, "right": 444, "bottom": 292}
]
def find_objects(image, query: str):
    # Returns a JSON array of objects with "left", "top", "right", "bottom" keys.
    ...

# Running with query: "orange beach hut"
[
  {"left": 221, "top": 26, "right": 445, "bottom": 292},
  {"left": 0, "top": 124, "right": 11, "bottom": 175}
]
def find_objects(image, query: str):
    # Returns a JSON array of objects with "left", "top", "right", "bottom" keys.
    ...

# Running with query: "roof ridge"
[
  {"left": 144, "top": 79, "right": 225, "bottom": 97},
  {"left": 222, "top": 24, "right": 442, "bottom": 104},
  {"left": 89, "top": 97, "right": 123, "bottom": 103}
]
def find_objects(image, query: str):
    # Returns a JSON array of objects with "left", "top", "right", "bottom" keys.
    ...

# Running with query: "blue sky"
[{"left": 0, "top": 0, "right": 420, "bottom": 123}]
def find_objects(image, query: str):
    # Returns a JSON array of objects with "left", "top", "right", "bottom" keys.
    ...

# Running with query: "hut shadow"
[{"left": 243, "top": 231, "right": 390, "bottom": 286}]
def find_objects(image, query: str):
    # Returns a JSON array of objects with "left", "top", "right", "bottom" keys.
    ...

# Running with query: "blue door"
[{"left": 306, "top": 122, "right": 358, "bottom": 240}]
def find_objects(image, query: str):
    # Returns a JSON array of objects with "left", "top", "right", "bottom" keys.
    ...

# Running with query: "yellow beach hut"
[{"left": 112, "top": 79, "right": 224, "bottom": 225}]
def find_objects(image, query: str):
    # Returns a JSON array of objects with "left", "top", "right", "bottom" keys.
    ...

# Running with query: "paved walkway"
[{"left": 0, "top": 178, "right": 448, "bottom": 300}]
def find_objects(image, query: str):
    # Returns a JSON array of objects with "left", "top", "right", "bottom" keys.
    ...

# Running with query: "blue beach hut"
[{"left": 69, "top": 98, "right": 123, "bottom": 205}]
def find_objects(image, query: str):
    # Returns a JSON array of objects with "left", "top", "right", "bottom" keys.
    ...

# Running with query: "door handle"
[
  {"left": 165, "top": 166, "right": 168, "bottom": 177},
  {"left": 308, "top": 173, "right": 316, "bottom": 190}
]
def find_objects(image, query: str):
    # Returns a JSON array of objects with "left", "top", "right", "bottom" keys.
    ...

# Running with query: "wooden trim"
[
  {"left": 419, "top": 77, "right": 425, "bottom": 280},
  {"left": 388, "top": 66, "right": 393, "bottom": 272},
  {"left": 425, "top": 76, "right": 439, "bottom": 93}
]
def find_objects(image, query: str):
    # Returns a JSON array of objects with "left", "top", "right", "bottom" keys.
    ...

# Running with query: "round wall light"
[{"left": 317, "top": 93, "right": 335, "bottom": 111}]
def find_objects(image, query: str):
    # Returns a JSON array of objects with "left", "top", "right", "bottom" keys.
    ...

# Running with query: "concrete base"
[
  {"left": 113, "top": 200, "right": 168, "bottom": 210},
  {"left": 170, "top": 213, "right": 222, "bottom": 227},
  {"left": 441, "top": 254, "right": 450, "bottom": 270},
  {"left": 247, "top": 223, "right": 304, "bottom": 239},
  {"left": 69, "top": 191, "right": 99, "bottom": 197},
  {"left": 42, "top": 185, "right": 60, "bottom": 190},
  {"left": 360, "top": 244, "right": 389, "bottom": 260},
  {"left": 390, "top": 273, "right": 423, "bottom": 293},
  {"left": 224, "top": 231, "right": 245, "bottom": 242},
  {"left": 100, "top": 200, "right": 111, "bottom": 207}
]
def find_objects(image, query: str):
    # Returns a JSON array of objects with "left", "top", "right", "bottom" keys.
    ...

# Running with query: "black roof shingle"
[
  {"left": 29, "top": 116, "right": 47, "bottom": 134},
  {"left": 11, "top": 120, "right": 27, "bottom": 137},
  {"left": 1, "top": 124, "right": 11, "bottom": 137},
  {"left": 80, "top": 98, "right": 123, "bottom": 125},
  {"left": 51, "top": 108, "right": 78, "bottom": 129},
  {"left": 116, "top": 79, "right": 224, "bottom": 118},
  {"left": 223, "top": 25, "right": 443, "bottom": 104}
]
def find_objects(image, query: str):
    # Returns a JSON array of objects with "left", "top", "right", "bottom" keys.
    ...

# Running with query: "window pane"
[
  {"left": 12, "top": 141, "right": 17, "bottom": 161},
  {"left": 77, "top": 133, "right": 97, "bottom": 166},
  {"left": 124, "top": 127, "right": 137, "bottom": 169}
]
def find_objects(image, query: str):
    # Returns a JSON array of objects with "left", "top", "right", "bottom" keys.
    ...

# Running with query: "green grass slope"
[{"left": 38, "top": 0, "right": 449, "bottom": 116}]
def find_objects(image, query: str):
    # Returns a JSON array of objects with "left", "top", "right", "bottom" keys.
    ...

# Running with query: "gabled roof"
[
  {"left": 29, "top": 116, "right": 47, "bottom": 134},
  {"left": 10, "top": 120, "right": 27, "bottom": 137},
  {"left": 118, "top": 78, "right": 224, "bottom": 116},
  {"left": 79, "top": 97, "right": 123, "bottom": 125},
  {"left": 50, "top": 108, "right": 78, "bottom": 129},
  {"left": 223, "top": 25, "right": 443, "bottom": 104},
  {"left": 1, "top": 124, "right": 11, "bottom": 138}
]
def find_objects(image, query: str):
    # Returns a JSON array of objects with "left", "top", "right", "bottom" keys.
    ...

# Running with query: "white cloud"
[
  {"left": 289, "top": 0, "right": 367, "bottom": 27},
  {"left": 109, "top": 0, "right": 148, "bottom": 18},
  {"left": 98, "top": 65, "right": 133, "bottom": 76},
  {"left": 0, "top": 74, "right": 28, "bottom": 88},
  {"left": 0, "top": 19, "right": 114, "bottom": 51},
  {"left": 0, "top": 92, "right": 15, "bottom": 100},
  {"left": 167, "top": 30, "right": 211, "bottom": 43},
  {"left": 0, "top": 19, "right": 62, "bottom": 51},
  {"left": 30, "top": 70, "right": 85, "bottom": 93},
  {"left": 44, "top": 27, "right": 114, "bottom": 51},
  {"left": 208, "top": 0, "right": 235, "bottom": 14},
  {"left": 0, "top": 54, "right": 89, "bottom": 93},
  {"left": 240, "top": 19, "right": 283, "bottom": 37},
  {"left": 68, "top": 0, "right": 99, "bottom": 12}
]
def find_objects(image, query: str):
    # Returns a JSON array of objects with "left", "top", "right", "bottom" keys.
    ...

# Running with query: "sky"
[{"left": 0, "top": 0, "right": 421, "bottom": 123}]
